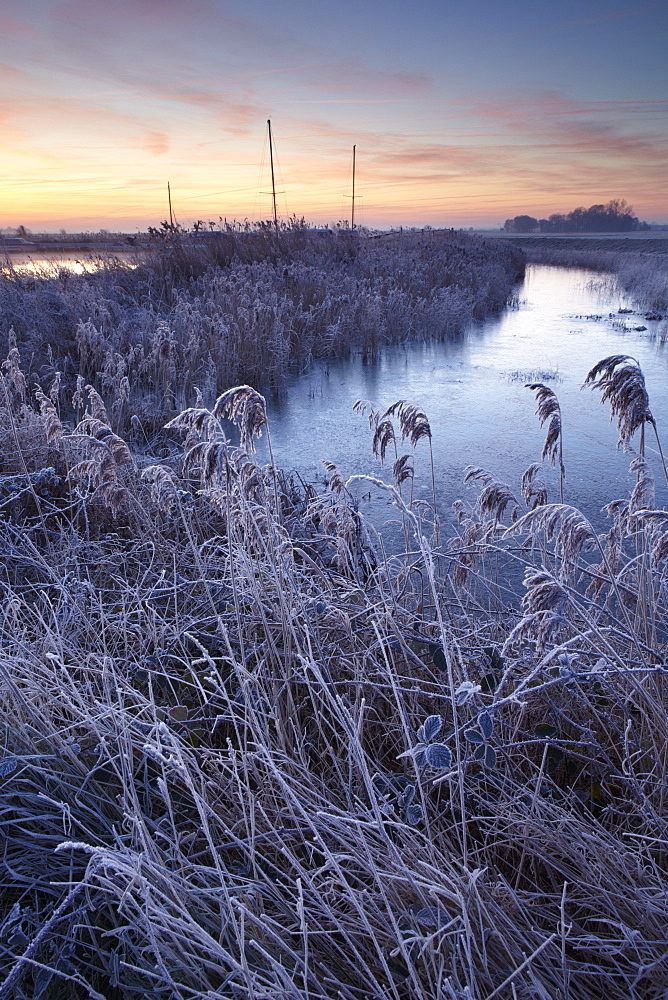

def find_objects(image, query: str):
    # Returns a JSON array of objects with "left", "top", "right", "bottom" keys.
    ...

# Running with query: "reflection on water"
[
  {"left": 0, "top": 251, "right": 137, "bottom": 276},
  {"left": 259, "top": 265, "right": 668, "bottom": 536}
]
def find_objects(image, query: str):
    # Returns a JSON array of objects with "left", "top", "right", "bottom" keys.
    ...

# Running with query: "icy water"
[
  {"left": 0, "top": 250, "right": 136, "bottom": 276},
  {"left": 261, "top": 265, "right": 668, "bottom": 536}
]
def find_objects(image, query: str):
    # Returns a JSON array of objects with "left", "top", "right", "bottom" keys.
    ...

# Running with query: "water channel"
[{"left": 261, "top": 264, "right": 668, "bottom": 537}]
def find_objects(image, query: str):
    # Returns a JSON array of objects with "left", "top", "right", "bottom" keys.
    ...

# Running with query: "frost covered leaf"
[
  {"left": 397, "top": 742, "right": 427, "bottom": 764},
  {"left": 170, "top": 705, "right": 189, "bottom": 722},
  {"left": 455, "top": 680, "right": 481, "bottom": 705},
  {"left": 414, "top": 906, "right": 451, "bottom": 929},
  {"left": 0, "top": 902, "right": 21, "bottom": 938},
  {"left": 417, "top": 715, "right": 442, "bottom": 743},
  {"left": 402, "top": 783, "right": 416, "bottom": 808},
  {"left": 478, "top": 711, "right": 494, "bottom": 739},
  {"left": 0, "top": 757, "right": 17, "bottom": 777},
  {"left": 432, "top": 647, "right": 447, "bottom": 672},
  {"left": 425, "top": 742, "right": 452, "bottom": 769},
  {"left": 465, "top": 729, "right": 484, "bottom": 744},
  {"left": 406, "top": 802, "right": 424, "bottom": 825},
  {"left": 484, "top": 646, "right": 504, "bottom": 670},
  {"left": 474, "top": 744, "right": 486, "bottom": 761},
  {"left": 484, "top": 745, "right": 497, "bottom": 769}
]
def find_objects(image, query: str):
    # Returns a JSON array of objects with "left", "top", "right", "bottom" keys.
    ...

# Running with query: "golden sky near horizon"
[{"left": 1, "top": 0, "right": 667, "bottom": 231}]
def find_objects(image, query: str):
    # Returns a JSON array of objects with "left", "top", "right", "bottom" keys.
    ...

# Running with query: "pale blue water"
[{"left": 260, "top": 264, "right": 668, "bottom": 535}]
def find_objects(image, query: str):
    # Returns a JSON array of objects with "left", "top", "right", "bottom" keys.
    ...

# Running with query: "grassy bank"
[
  {"left": 0, "top": 230, "right": 523, "bottom": 435},
  {"left": 517, "top": 243, "right": 668, "bottom": 314},
  {"left": 1, "top": 339, "right": 668, "bottom": 997}
]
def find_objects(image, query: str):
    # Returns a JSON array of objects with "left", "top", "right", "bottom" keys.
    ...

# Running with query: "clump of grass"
[{"left": 507, "top": 367, "right": 562, "bottom": 382}]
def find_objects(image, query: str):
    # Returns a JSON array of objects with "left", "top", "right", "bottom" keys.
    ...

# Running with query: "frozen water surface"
[{"left": 261, "top": 265, "right": 668, "bottom": 535}]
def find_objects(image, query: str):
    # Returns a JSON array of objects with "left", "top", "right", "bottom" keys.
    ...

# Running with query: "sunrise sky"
[{"left": 2, "top": 0, "right": 667, "bottom": 231}]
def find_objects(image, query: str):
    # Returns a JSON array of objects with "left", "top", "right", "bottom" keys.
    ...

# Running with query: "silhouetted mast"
[
  {"left": 267, "top": 119, "right": 279, "bottom": 234},
  {"left": 351, "top": 145, "right": 356, "bottom": 230},
  {"left": 167, "top": 181, "right": 174, "bottom": 229}
]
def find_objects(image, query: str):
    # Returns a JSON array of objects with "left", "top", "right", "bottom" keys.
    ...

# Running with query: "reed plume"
[
  {"left": 34, "top": 388, "right": 62, "bottom": 446},
  {"left": 383, "top": 399, "right": 438, "bottom": 539},
  {"left": 382, "top": 399, "right": 431, "bottom": 448},
  {"left": 464, "top": 466, "right": 520, "bottom": 528},
  {"left": 583, "top": 356, "right": 666, "bottom": 480},
  {"left": 392, "top": 452, "right": 414, "bottom": 488},
  {"left": 521, "top": 462, "right": 547, "bottom": 509},
  {"left": 526, "top": 382, "right": 565, "bottom": 502},
  {"left": 352, "top": 398, "right": 381, "bottom": 429},
  {"left": 213, "top": 385, "right": 267, "bottom": 453},
  {"left": 371, "top": 418, "right": 397, "bottom": 463}
]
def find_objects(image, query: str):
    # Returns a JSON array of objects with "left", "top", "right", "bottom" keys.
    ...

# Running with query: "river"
[{"left": 261, "top": 264, "right": 668, "bottom": 536}]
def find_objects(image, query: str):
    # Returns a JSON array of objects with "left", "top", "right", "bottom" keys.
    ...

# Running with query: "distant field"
[{"left": 493, "top": 233, "right": 668, "bottom": 254}]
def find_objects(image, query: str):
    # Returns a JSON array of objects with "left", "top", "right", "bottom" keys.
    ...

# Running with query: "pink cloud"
[{"left": 142, "top": 130, "right": 170, "bottom": 155}]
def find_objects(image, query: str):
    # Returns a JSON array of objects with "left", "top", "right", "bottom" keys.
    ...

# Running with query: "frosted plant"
[
  {"left": 34, "top": 388, "right": 62, "bottom": 445},
  {"left": 464, "top": 466, "right": 520, "bottom": 530},
  {"left": 212, "top": 385, "right": 268, "bottom": 454},
  {"left": 464, "top": 710, "right": 497, "bottom": 769},
  {"left": 526, "top": 383, "right": 565, "bottom": 502},
  {"left": 397, "top": 714, "right": 453, "bottom": 771},
  {"left": 584, "top": 355, "right": 668, "bottom": 485},
  {"left": 521, "top": 462, "right": 547, "bottom": 509}
]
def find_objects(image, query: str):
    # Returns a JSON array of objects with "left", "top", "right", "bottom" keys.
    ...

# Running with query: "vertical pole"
[
  {"left": 268, "top": 119, "right": 279, "bottom": 234},
  {"left": 351, "top": 145, "right": 356, "bottom": 230},
  {"left": 167, "top": 182, "right": 174, "bottom": 229}
]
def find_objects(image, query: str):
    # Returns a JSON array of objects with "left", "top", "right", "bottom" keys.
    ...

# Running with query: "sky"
[{"left": 1, "top": 0, "right": 667, "bottom": 231}]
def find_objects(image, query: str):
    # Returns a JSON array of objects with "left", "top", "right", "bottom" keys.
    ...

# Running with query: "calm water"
[
  {"left": 260, "top": 265, "right": 668, "bottom": 535},
  {"left": 0, "top": 250, "right": 136, "bottom": 276}
]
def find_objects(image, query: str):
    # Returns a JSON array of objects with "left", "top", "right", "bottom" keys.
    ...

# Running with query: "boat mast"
[
  {"left": 167, "top": 181, "right": 174, "bottom": 229},
  {"left": 267, "top": 119, "right": 279, "bottom": 234},
  {"left": 351, "top": 145, "right": 356, "bottom": 230}
]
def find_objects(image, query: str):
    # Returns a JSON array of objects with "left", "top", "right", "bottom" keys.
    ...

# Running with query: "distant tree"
[
  {"left": 503, "top": 215, "right": 538, "bottom": 233},
  {"left": 15, "top": 225, "right": 31, "bottom": 238},
  {"left": 539, "top": 200, "right": 647, "bottom": 233}
]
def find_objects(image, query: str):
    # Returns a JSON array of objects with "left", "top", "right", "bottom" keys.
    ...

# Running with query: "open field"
[
  {"left": 490, "top": 233, "right": 668, "bottom": 255},
  {"left": 2, "top": 236, "right": 668, "bottom": 999}
]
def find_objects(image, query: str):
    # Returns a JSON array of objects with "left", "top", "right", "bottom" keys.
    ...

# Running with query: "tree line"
[{"left": 504, "top": 199, "right": 650, "bottom": 234}]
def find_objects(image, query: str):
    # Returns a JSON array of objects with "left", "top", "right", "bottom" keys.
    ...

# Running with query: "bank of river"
[{"left": 261, "top": 264, "right": 668, "bottom": 535}]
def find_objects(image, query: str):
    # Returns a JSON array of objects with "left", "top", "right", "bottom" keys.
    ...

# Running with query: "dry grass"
[
  {"left": 0, "top": 229, "right": 524, "bottom": 438},
  {"left": 1, "top": 322, "right": 668, "bottom": 1000}
]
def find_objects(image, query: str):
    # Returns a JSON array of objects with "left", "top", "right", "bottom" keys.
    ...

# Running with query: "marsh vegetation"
[{"left": 1, "top": 234, "right": 668, "bottom": 1000}]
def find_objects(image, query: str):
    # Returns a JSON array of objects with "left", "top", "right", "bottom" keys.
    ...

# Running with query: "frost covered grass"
[
  {"left": 2, "top": 337, "right": 668, "bottom": 999},
  {"left": 0, "top": 229, "right": 523, "bottom": 436},
  {"left": 524, "top": 246, "right": 668, "bottom": 313}
]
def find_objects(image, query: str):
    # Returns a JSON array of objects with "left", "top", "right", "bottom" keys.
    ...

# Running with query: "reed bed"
[
  {"left": 1, "top": 329, "right": 668, "bottom": 999},
  {"left": 0, "top": 230, "right": 523, "bottom": 436}
]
